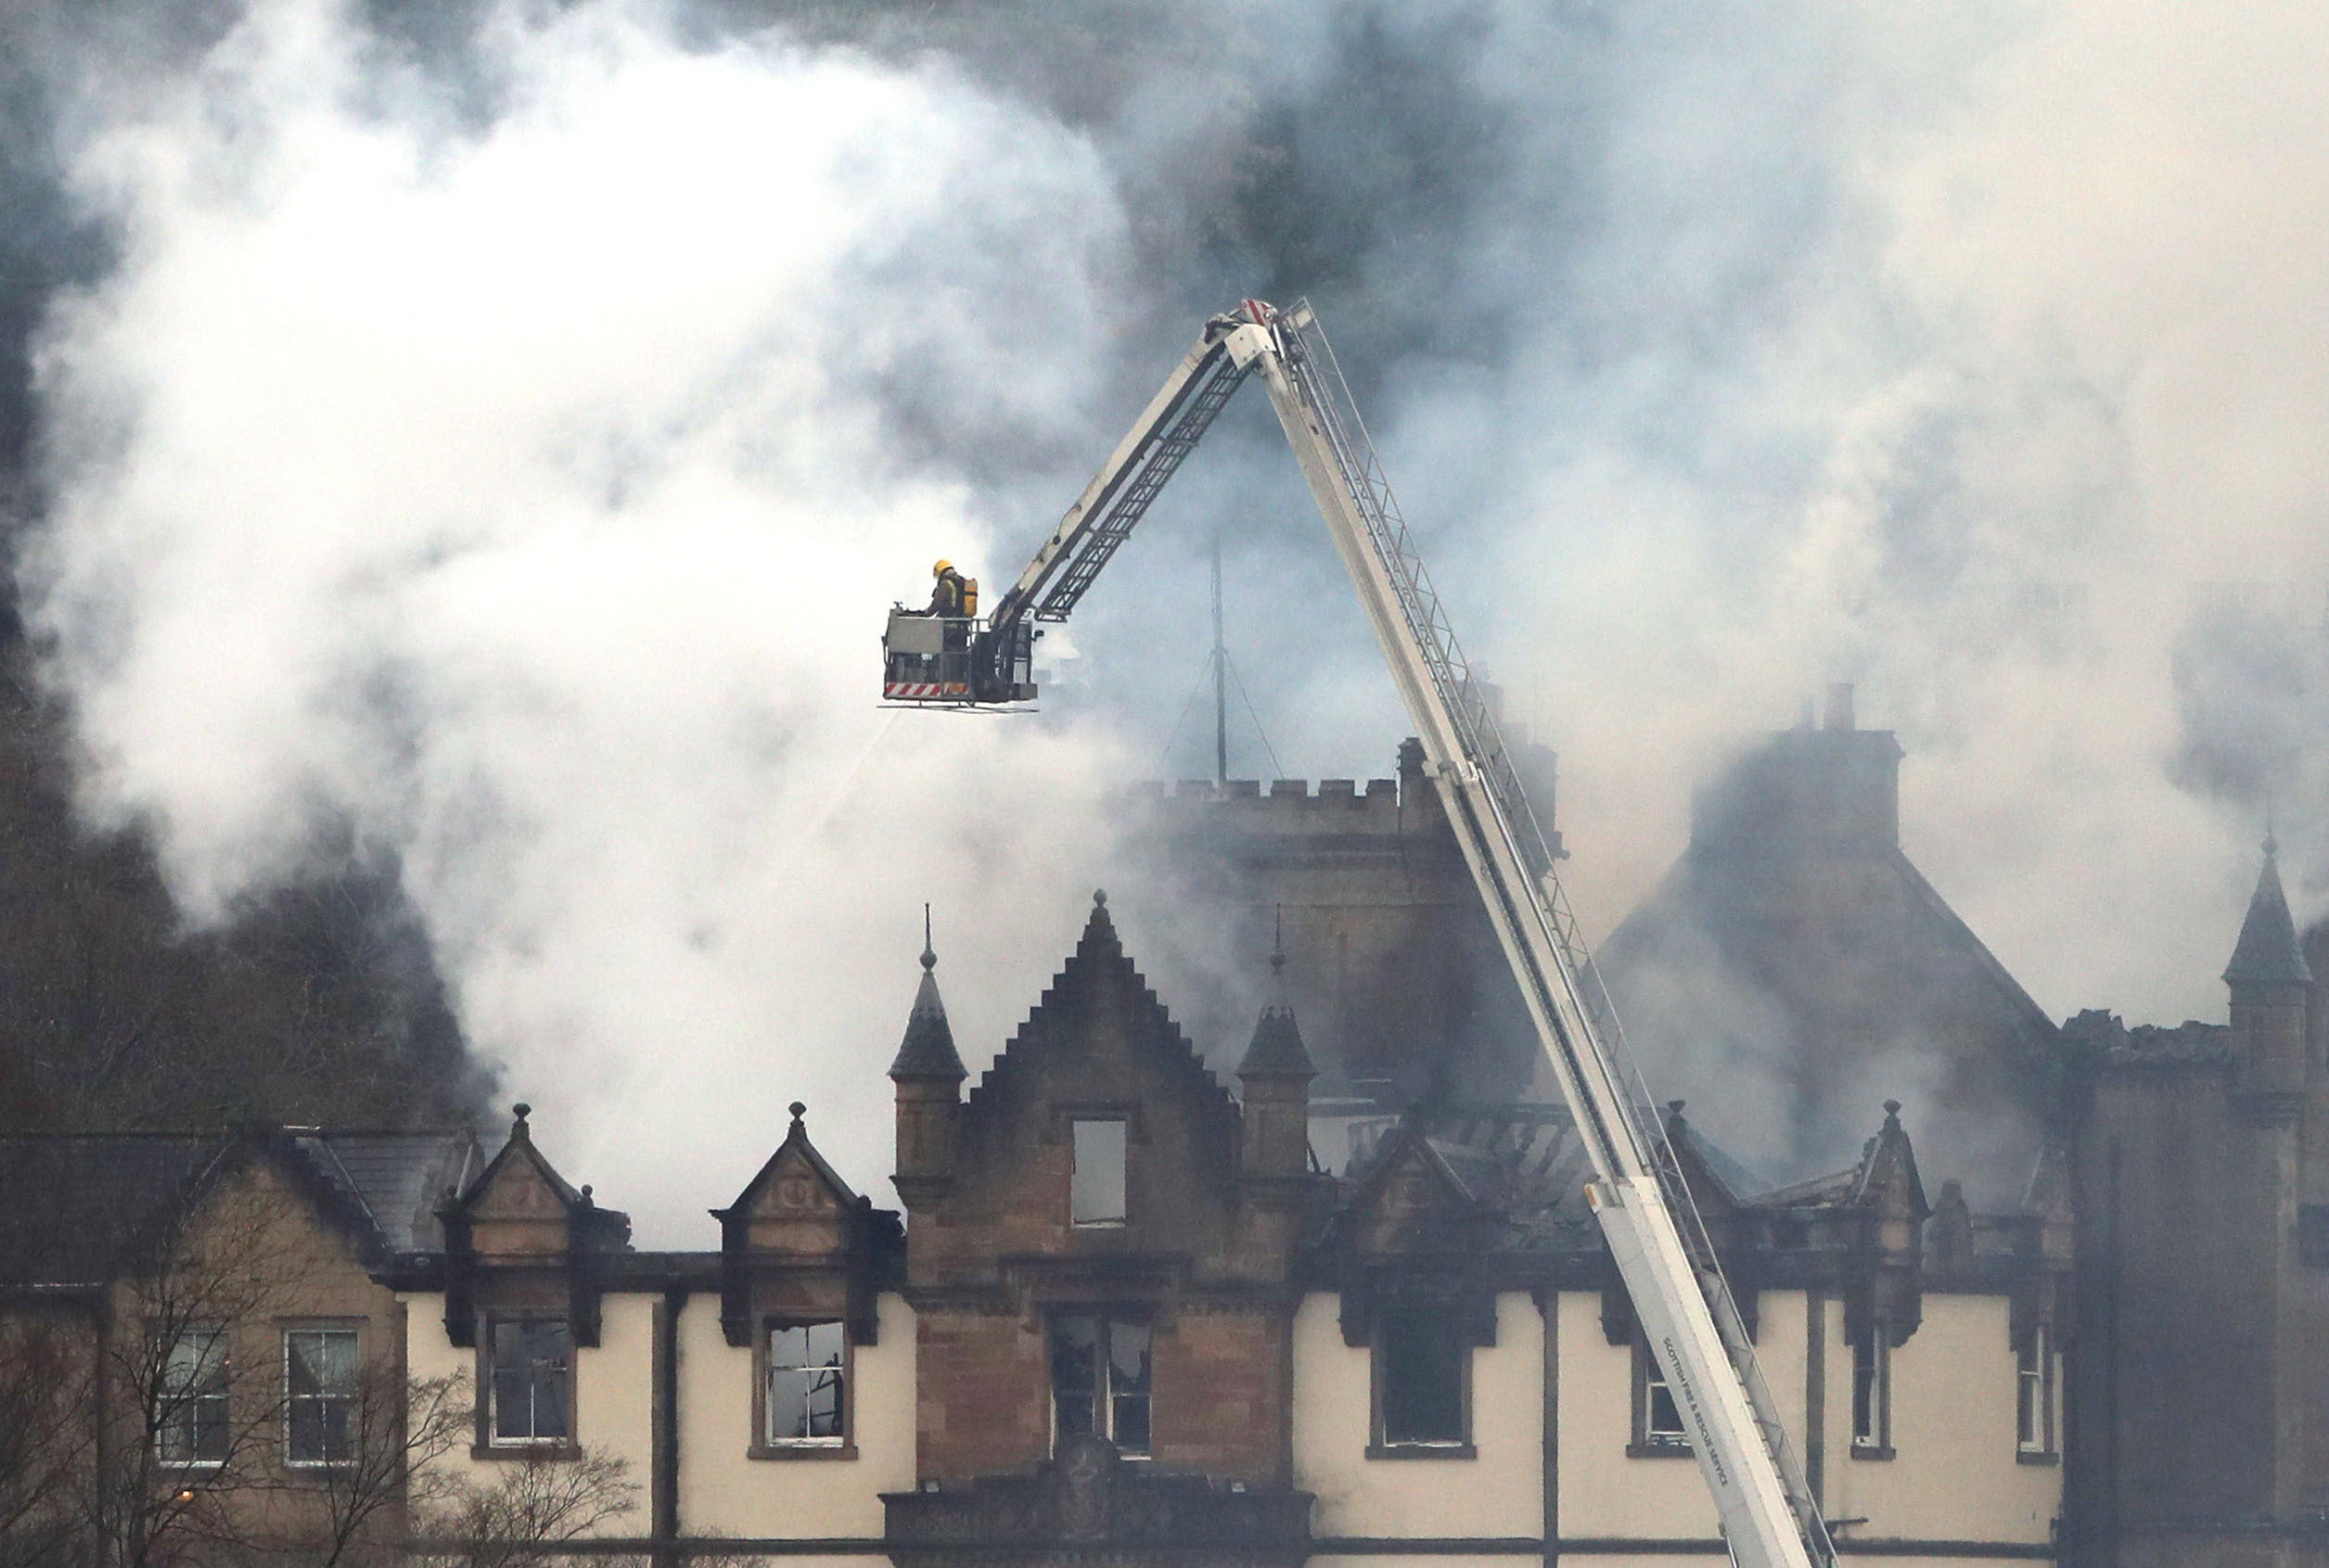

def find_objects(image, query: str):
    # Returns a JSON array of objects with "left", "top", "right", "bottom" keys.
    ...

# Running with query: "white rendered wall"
[
  {"left": 1555, "top": 1288, "right": 1721, "bottom": 1539},
  {"left": 401, "top": 1292, "right": 657, "bottom": 1536},
  {"left": 1291, "top": 1291, "right": 1544, "bottom": 1539},
  {"left": 677, "top": 1291, "right": 915, "bottom": 1537},
  {"left": 1820, "top": 1293, "right": 2057, "bottom": 1542}
]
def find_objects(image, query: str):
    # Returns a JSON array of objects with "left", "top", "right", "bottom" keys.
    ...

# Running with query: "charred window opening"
[
  {"left": 2017, "top": 1324, "right": 2055, "bottom": 1458},
  {"left": 767, "top": 1319, "right": 847, "bottom": 1447},
  {"left": 1850, "top": 1319, "right": 1891, "bottom": 1457},
  {"left": 1050, "top": 1313, "right": 1151, "bottom": 1456},
  {"left": 1070, "top": 1119, "right": 1128, "bottom": 1228},
  {"left": 488, "top": 1318, "right": 572, "bottom": 1446},
  {"left": 1632, "top": 1334, "right": 1690, "bottom": 1454},
  {"left": 1375, "top": 1303, "right": 1467, "bottom": 1450}
]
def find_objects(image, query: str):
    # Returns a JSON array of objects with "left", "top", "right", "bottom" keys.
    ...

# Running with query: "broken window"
[
  {"left": 488, "top": 1318, "right": 572, "bottom": 1446},
  {"left": 1050, "top": 1313, "right": 1150, "bottom": 1456},
  {"left": 1375, "top": 1303, "right": 1466, "bottom": 1449},
  {"left": 766, "top": 1319, "right": 847, "bottom": 1447},
  {"left": 2017, "top": 1324, "right": 2054, "bottom": 1457},
  {"left": 1070, "top": 1118, "right": 1128, "bottom": 1228},
  {"left": 1632, "top": 1334, "right": 1690, "bottom": 1452},
  {"left": 1850, "top": 1319, "right": 1890, "bottom": 1455}
]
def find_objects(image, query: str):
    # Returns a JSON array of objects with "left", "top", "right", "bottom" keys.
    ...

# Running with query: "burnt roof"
[
  {"left": 2062, "top": 1009, "right": 2232, "bottom": 1070},
  {"left": 1313, "top": 1098, "right": 1939, "bottom": 1262}
]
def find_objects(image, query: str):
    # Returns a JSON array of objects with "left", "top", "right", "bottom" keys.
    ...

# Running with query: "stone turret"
[
  {"left": 889, "top": 912, "right": 966, "bottom": 1212},
  {"left": 2226, "top": 835, "right": 2313, "bottom": 1116},
  {"left": 1238, "top": 917, "right": 1315, "bottom": 1188}
]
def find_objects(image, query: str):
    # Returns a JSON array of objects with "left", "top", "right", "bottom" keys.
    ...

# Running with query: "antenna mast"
[{"left": 1211, "top": 534, "right": 1229, "bottom": 785}]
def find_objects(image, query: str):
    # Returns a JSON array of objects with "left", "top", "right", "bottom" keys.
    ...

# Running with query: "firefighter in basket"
[{"left": 927, "top": 559, "right": 968, "bottom": 618}]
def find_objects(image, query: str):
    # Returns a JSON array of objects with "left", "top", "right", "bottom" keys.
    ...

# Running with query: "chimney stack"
[{"left": 1824, "top": 682, "right": 1856, "bottom": 733}]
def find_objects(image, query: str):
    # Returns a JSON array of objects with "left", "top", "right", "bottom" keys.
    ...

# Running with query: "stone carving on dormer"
[
  {"left": 436, "top": 1103, "right": 630, "bottom": 1348},
  {"left": 1322, "top": 1123, "right": 1501, "bottom": 1349},
  {"left": 714, "top": 1103, "right": 901, "bottom": 1348}
]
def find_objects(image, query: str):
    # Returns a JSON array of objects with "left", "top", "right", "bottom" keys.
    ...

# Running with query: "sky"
[{"left": 7, "top": 0, "right": 2328, "bottom": 1240}]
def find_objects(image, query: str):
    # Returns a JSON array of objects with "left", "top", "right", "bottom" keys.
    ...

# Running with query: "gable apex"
[
  {"left": 966, "top": 892, "right": 1235, "bottom": 1127},
  {"left": 716, "top": 1102, "right": 864, "bottom": 1220},
  {"left": 442, "top": 1103, "right": 630, "bottom": 1249}
]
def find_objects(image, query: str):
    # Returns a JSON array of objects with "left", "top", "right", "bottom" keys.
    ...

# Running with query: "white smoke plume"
[
  {"left": 18, "top": 0, "right": 2329, "bottom": 1221},
  {"left": 25, "top": 0, "right": 1158, "bottom": 1239}
]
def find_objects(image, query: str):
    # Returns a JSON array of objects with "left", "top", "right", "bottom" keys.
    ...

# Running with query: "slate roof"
[
  {"left": 0, "top": 1134, "right": 216, "bottom": 1287},
  {"left": 2225, "top": 841, "right": 2313, "bottom": 987},
  {"left": 0, "top": 1128, "right": 479, "bottom": 1287},
  {"left": 1240, "top": 1006, "right": 1316, "bottom": 1078},
  {"left": 889, "top": 944, "right": 966, "bottom": 1081},
  {"left": 289, "top": 1130, "right": 483, "bottom": 1254},
  {"left": 1594, "top": 726, "right": 2065, "bottom": 1202},
  {"left": 1324, "top": 1103, "right": 1604, "bottom": 1253}
]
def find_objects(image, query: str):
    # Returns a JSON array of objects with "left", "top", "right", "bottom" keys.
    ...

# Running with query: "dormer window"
[{"left": 1070, "top": 1118, "right": 1128, "bottom": 1228}]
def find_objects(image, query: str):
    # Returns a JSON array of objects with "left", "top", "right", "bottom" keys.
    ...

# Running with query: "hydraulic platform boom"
[{"left": 892, "top": 300, "right": 1835, "bottom": 1568}]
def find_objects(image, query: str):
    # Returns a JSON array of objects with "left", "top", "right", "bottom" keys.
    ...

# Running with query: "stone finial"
[
  {"left": 789, "top": 1101, "right": 807, "bottom": 1127},
  {"left": 1883, "top": 1098, "right": 1902, "bottom": 1122},
  {"left": 511, "top": 1103, "right": 532, "bottom": 1142}
]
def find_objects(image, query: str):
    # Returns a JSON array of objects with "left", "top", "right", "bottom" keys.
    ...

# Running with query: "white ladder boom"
[{"left": 1222, "top": 300, "right": 1835, "bottom": 1568}]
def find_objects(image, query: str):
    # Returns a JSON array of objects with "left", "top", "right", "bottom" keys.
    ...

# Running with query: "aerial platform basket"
[{"left": 881, "top": 607, "right": 1034, "bottom": 705}]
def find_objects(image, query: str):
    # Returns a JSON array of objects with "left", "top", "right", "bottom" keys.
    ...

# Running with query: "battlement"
[
  {"left": 1131, "top": 775, "right": 1402, "bottom": 803},
  {"left": 1121, "top": 759, "right": 1431, "bottom": 847}
]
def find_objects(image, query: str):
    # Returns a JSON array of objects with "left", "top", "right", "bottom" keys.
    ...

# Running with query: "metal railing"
[{"left": 1032, "top": 349, "right": 1253, "bottom": 623}]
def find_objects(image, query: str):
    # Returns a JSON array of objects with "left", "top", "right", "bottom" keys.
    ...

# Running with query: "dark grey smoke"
[{"left": 6, "top": 0, "right": 2323, "bottom": 1234}]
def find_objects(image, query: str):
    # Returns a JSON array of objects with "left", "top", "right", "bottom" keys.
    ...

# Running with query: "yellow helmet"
[{"left": 932, "top": 558, "right": 953, "bottom": 577}]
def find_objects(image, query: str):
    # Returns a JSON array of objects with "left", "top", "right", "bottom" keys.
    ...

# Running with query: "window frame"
[
  {"left": 1628, "top": 1333, "right": 1694, "bottom": 1459},
  {"left": 479, "top": 1315, "right": 577, "bottom": 1456},
  {"left": 1367, "top": 1303, "right": 1474, "bottom": 1460},
  {"left": 1069, "top": 1117, "right": 1130, "bottom": 1230},
  {"left": 1849, "top": 1318, "right": 1893, "bottom": 1460},
  {"left": 751, "top": 1316, "right": 855, "bottom": 1461},
  {"left": 2016, "top": 1323, "right": 2058, "bottom": 1463},
  {"left": 282, "top": 1324, "right": 363, "bottom": 1471},
  {"left": 1047, "top": 1311, "right": 1153, "bottom": 1459},
  {"left": 154, "top": 1324, "right": 231, "bottom": 1470}
]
